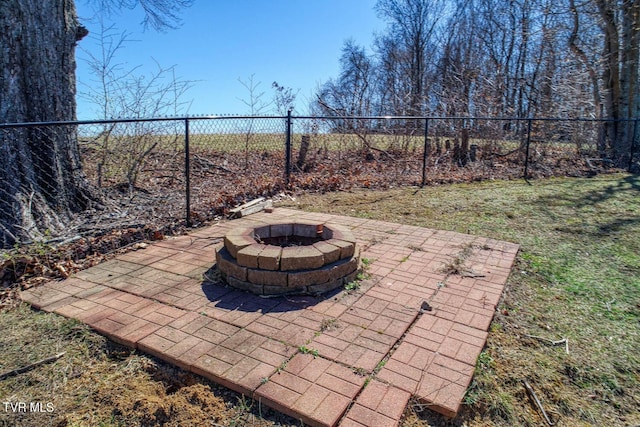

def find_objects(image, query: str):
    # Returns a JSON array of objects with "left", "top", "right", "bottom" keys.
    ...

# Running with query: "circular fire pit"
[{"left": 215, "top": 221, "right": 360, "bottom": 296}]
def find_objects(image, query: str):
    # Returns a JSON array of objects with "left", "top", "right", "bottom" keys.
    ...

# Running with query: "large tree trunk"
[
  {"left": 619, "top": 0, "right": 640, "bottom": 166},
  {"left": 0, "top": 0, "right": 96, "bottom": 247},
  {"left": 596, "top": 0, "right": 639, "bottom": 166}
]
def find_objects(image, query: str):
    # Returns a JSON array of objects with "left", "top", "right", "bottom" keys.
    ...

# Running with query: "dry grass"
[
  {"left": 0, "top": 305, "right": 299, "bottom": 426},
  {"left": 279, "top": 173, "right": 640, "bottom": 426},
  {"left": 1, "top": 173, "right": 638, "bottom": 426}
]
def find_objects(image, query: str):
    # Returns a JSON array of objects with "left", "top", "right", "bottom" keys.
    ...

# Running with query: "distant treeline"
[{"left": 313, "top": 0, "right": 639, "bottom": 166}]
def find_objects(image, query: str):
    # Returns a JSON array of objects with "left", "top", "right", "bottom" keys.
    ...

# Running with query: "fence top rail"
[
  {"left": 1, "top": 115, "right": 638, "bottom": 128},
  {"left": 292, "top": 115, "right": 639, "bottom": 122},
  {"left": 0, "top": 116, "right": 185, "bottom": 129}
]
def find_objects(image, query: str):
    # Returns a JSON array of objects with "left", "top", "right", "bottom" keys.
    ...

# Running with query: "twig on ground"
[
  {"left": 460, "top": 269, "right": 486, "bottom": 278},
  {"left": 605, "top": 299, "right": 615, "bottom": 312},
  {"left": 523, "top": 380, "right": 554, "bottom": 426},
  {"left": 525, "top": 334, "right": 570, "bottom": 354},
  {"left": 0, "top": 352, "right": 66, "bottom": 380},
  {"left": 193, "top": 154, "right": 236, "bottom": 174}
]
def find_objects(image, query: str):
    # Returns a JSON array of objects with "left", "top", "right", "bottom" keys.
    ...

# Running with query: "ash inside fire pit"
[
  {"left": 259, "top": 235, "right": 323, "bottom": 247},
  {"left": 215, "top": 221, "right": 360, "bottom": 296}
]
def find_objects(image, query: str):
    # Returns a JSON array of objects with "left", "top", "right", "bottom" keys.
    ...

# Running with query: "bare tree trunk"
[
  {"left": 619, "top": 0, "right": 640, "bottom": 164},
  {"left": 0, "top": 0, "right": 96, "bottom": 246},
  {"left": 296, "top": 135, "right": 311, "bottom": 170},
  {"left": 595, "top": 0, "right": 639, "bottom": 166},
  {"left": 596, "top": 0, "right": 621, "bottom": 159},
  {"left": 376, "top": 0, "right": 446, "bottom": 116},
  {"left": 568, "top": 0, "right": 601, "bottom": 116}
]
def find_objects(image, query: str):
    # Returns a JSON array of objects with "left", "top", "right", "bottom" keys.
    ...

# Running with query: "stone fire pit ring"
[{"left": 215, "top": 221, "right": 361, "bottom": 296}]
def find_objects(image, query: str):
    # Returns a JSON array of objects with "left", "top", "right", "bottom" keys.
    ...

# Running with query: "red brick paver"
[
  {"left": 20, "top": 208, "right": 519, "bottom": 425},
  {"left": 255, "top": 353, "right": 367, "bottom": 427},
  {"left": 342, "top": 380, "right": 411, "bottom": 427}
]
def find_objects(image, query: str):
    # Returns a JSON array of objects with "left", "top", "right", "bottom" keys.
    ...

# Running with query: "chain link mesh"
[
  {"left": 0, "top": 116, "right": 633, "bottom": 247},
  {"left": 78, "top": 119, "right": 188, "bottom": 229},
  {"left": 187, "top": 117, "right": 287, "bottom": 221}
]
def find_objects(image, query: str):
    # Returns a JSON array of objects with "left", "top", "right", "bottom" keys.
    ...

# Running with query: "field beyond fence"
[{"left": 1, "top": 115, "right": 638, "bottom": 247}]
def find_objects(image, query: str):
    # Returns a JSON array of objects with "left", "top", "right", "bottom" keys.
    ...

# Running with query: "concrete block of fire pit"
[
  {"left": 254, "top": 225, "right": 271, "bottom": 240},
  {"left": 224, "top": 232, "right": 256, "bottom": 258},
  {"left": 287, "top": 268, "right": 330, "bottom": 288},
  {"left": 236, "top": 244, "right": 267, "bottom": 268},
  {"left": 269, "top": 223, "right": 294, "bottom": 238},
  {"left": 328, "top": 239, "right": 356, "bottom": 259},
  {"left": 247, "top": 269, "right": 288, "bottom": 287},
  {"left": 280, "top": 246, "right": 325, "bottom": 271},
  {"left": 326, "top": 256, "right": 360, "bottom": 282},
  {"left": 287, "top": 255, "right": 359, "bottom": 288},
  {"left": 312, "top": 241, "right": 342, "bottom": 264},
  {"left": 257, "top": 245, "right": 282, "bottom": 270},
  {"left": 293, "top": 221, "right": 322, "bottom": 238},
  {"left": 215, "top": 247, "right": 248, "bottom": 281},
  {"left": 321, "top": 224, "right": 356, "bottom": 243},
  {"left": 263, "top": 284, "right": 301, "bottom": 295},
  {"left": 226, "top": 276, "right": 264, "bottom": 294}
]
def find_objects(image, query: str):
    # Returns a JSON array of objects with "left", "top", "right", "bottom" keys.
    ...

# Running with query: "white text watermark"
[{"left": 3, "top": 401, "right": 55, "bottom": 413}]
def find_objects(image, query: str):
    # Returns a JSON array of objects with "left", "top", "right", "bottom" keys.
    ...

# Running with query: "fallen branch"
[
  {"left": 488, "top": 146, "right": 522, "bottom": 158},
  {"left": 523, "top": 380, "right": 554, "bottom": 426},
  {"left": 193, "top": 154, "right": 236, "bottom": 174},
  {"left": 525, "top": 334, "right": 570, "bottom": 354},
  {"left": 0, "top": 352, "right": 66, "bottom": 380},
  {"left": 460, "top": 269, "right": 486, "bottom": 278},
  {"left": 585, "top": 158, "right": 614, "bottom": 170}
]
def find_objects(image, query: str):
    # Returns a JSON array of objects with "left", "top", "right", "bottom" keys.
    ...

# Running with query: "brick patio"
[{"left": 20, "top": 208, "right": 519, "bottom": 426}]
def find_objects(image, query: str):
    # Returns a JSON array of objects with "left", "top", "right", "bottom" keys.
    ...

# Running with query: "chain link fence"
[
  {"left": 186, "top": 116, "right": 286, "bottom": 223},
  {"left": 289, "top": 116, "right": 634, "bottom": 189},
  {"left": 77, "top": 119, "right": 188, "bottom": 231},
  {"left": 1, "top": 115, "right": 638, "bottom": 247}
]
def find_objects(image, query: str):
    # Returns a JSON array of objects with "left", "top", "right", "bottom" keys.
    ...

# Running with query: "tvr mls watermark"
[{"left": 3, "top": 401, "right": 55, "bottom": 413}]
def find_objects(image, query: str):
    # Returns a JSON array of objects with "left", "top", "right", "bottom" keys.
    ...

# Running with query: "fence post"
[
  {"left": 629, "top": 118, "right": 638, "bottom": 172},
  {"left": 524, "top": 118, "right": 532, "bottom": 179},
  {"left": 285, "top": 109, "right": 292, "bottom": 186},
  {"left": 421, "top": 117, "right": 429, "bottom": 187},
  {"left": 185, "top": 118, "right": 192, "bottom": 227}
]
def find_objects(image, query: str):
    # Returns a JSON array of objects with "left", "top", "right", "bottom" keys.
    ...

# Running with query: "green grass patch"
[
  {"left": 280, "top": 173, "right": 640, "bottom": 426},
  {"left": 2, "top": 173, "right": 638, "bottom": 427}
]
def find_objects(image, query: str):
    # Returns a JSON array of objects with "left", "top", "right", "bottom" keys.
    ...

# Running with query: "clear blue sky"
[{"left": 75, "top": 1, "right": 385, "bottom": 120}]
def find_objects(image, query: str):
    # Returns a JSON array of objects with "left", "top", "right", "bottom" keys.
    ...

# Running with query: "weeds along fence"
[{"left": 1, "top": 115, "right": 638, "bottom": 245}]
